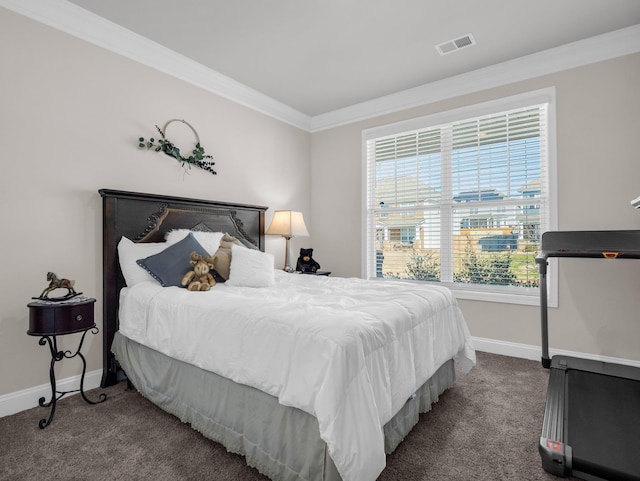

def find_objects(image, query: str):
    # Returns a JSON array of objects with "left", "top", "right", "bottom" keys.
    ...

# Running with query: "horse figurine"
[{"left": 34, "top": 272, "right": 82, "bottom": 301}]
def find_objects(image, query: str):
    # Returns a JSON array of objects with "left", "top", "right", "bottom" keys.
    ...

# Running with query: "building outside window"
[{"left": 363, "top": 89, "right": 556, "bottom": 305}]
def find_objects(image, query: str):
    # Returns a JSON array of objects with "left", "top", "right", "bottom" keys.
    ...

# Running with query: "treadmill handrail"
[{"left": 538, "top": 230, "right": 640, "bottom": 367}]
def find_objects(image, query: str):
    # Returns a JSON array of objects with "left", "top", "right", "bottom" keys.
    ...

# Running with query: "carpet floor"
[{"left": 0, "top": 352, "right": 576, "bottom": 480}]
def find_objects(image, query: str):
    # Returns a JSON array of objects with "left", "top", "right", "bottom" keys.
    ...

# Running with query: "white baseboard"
[
  {"left": 0, "top": 369, "right": 102, "bottom": 418},
  {"left": 3, "top": 341, "right": 640, "bottom": 418},
  {"left": 472, "top": 336, "right": 640, "bottom": 369},
  {"left": 471, "top": 337, "right": 543, "bottom": 361}
]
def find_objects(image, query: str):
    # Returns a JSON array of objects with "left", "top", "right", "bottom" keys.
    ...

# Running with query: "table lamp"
[{"left": 266, "top": 210, "right": 309, "bottom": 271}]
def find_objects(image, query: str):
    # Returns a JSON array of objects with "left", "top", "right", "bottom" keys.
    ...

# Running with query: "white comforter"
[{"left": 119, "top": 271, "right": 475, "bottom": 481}]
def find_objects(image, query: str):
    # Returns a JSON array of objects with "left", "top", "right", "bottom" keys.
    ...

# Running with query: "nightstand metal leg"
[
  {"left": 73, "top": 331, "right": 107, "bottom": 405},
  {"left": 37, "top": 335, "right": 63, "bottom": 428},
  {"left": 35, "top": 329, "right": 107, "bottom": 429}
]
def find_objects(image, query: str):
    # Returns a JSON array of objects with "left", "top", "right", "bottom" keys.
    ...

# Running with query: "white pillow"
[
  {"left": 227, "top": 244, "right": 275, "bottom": 288},
  {"left": 117, "top": 237, "right": 168, "bottom": 286},
  {"left": 165, "top": 229, "right": 225, "bottom": 256}
]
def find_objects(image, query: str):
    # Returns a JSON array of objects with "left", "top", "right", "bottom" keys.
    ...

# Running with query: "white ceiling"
[
  {"left": 3, "top": 0, "right": 638, "bottom": 129},
  {"left": 63, "top": 0, "right": 640, "bottom": 117}
]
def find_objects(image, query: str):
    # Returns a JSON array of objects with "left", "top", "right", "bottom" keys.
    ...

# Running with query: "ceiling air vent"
[{"left": 435, "top": 33, "right": 476, "bottom": 56}]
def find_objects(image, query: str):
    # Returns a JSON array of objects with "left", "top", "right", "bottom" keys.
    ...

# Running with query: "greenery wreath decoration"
[{"left": 139, "top": 119, "right": 217, "bottom": 175}]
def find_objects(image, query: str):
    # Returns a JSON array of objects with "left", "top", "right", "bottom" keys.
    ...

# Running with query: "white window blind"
[{"left": 364, "top": 90, "right": 556, "bottom": 304}]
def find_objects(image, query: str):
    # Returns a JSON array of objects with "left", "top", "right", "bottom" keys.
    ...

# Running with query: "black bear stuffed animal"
[{"left": 296, "top": 248, "right": 321, "bottom": 273}]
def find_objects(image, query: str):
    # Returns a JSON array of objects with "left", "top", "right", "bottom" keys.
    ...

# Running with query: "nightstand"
[
  {"left": 27, "top": 297, "right": 107, "bottom": 428},
  {"left": 300, "top": 271, "right": 331, "bottom": 276}
]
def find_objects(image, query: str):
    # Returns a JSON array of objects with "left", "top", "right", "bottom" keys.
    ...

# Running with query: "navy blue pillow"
[{"left": 136, "top": 232, "right": 208, "bottom": 287}]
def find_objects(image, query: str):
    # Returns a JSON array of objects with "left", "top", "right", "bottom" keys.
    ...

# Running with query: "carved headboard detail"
[{"left": 134, "top": 204, "right": 259, "bottom": 247}]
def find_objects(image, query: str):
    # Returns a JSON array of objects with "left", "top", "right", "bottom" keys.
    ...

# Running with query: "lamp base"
[{"left": 282, "top": 236, "right": 293, "bottom": 272}]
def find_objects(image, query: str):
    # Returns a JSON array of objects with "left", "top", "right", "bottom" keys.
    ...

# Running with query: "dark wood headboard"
[{"left": 99, "top": 189, "right": 267, "bottom": 387}]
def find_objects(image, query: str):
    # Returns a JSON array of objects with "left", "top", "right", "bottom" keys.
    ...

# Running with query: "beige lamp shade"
[
  {"left": 266, "top": 211, "right": 309, "bottom": 238},
  {"left": 266, "top": 210, "right": 309, "bottom": 271}
]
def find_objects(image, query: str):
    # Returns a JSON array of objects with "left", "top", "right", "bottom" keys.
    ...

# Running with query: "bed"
[{"left": 99, "top": 188, "right": 476, "bottom": 481}]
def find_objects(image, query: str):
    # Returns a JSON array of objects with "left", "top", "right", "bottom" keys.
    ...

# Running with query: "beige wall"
[
  {"left": 2, "top": 6, "right": 639, "bottom": 404},
  {"left": 311, "top": 53, "right": 640, "bottom": 362},
  {"left": 0, "top": 10, "right": 311, "bottom": 396}
]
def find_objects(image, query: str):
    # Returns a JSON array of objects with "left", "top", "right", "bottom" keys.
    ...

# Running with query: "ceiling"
[{"left": 64, "top": 0, "right": 640, "bottom": 118}]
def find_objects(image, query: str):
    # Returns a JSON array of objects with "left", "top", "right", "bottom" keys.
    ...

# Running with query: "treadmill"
[{"left": 537, "top": 230, "right": 640, "bottom": 481}]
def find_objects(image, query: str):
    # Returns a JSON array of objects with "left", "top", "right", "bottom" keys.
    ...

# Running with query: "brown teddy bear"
[{"left": 181, "top": 251, "right": 216, "bottom": 291}]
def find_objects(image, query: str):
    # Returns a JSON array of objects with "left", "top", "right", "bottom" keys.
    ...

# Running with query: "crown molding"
[
  {"left": 2, "top": 0, "right": 638, "bottom": 133},
  {"left": 0, "top": 0, "right": 312, "bottom": 131},
  {"left": 310, "top": 24, "right": 640, "bottom": 132}
]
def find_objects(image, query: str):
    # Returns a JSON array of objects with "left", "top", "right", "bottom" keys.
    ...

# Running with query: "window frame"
[{"left": 361, "top": 88, "right": 558, "bottom": 306}]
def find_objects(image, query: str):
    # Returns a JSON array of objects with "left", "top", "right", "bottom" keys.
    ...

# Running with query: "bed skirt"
[{"left": 112, "top": 331, "right": 456, "bottom": 481}]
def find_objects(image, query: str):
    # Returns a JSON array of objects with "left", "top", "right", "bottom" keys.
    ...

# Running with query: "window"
[{"left": 363, "top": 89, "right": 556, "bottom": 305}]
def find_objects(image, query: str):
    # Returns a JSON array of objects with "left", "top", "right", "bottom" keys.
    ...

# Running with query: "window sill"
[
  {"left": 366, "top": 277, "right": 557, "bottom": 307},
  {"left": 449, "top": 286, "right": 540, "bottom": 306},
  {"left": 449, "top": 283, "right": 557, "bottom": 307}
]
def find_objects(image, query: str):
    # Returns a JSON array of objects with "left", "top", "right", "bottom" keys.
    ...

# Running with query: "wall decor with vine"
[{"left": 138, "top": 119, "right": 217, "bottom": 175}]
